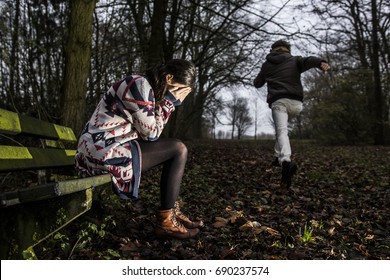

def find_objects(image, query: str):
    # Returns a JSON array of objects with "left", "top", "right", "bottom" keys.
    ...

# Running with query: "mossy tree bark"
[{"left": 61, "top": 0, "right": 97, "bottom": 136}]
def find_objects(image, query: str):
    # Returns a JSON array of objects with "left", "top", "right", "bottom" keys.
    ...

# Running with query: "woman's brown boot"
[
  {"left": 173, "top": 202, "right": 204, "bottom": 229},
  {"left": 155, "top": 209, "right": 199, "bottom": 239}
]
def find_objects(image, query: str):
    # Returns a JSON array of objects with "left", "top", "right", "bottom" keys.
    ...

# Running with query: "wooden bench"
[{"left": 0, "top": 108, "right": 111, "bottom": 259}]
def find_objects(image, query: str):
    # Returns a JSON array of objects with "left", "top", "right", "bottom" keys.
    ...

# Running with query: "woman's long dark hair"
[{"left": 144, "top": 59, "right": 196, "bottom": 102}]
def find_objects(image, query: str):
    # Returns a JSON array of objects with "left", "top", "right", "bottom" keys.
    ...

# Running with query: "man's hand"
[{"left": 320, "top": 62, "right": 330, "bottom": 73}]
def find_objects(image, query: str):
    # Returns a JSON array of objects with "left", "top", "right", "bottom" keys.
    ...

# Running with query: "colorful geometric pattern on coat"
[{"left": 75, "top": 75, "right": 177, "bottom": 199}]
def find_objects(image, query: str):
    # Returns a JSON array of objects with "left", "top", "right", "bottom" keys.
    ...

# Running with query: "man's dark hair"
[{"left": 271, "top": 40, "right": 291, "bottom": 52}]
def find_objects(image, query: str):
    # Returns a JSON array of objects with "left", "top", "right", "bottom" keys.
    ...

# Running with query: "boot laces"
[
  {"left": 174, "top": 202, "right": 182, "bottom": 215},
  {"left": 170, "top": 208, "right": 185, "bottom": 229},
  {"left": 174, "top": 202, "right": 190, "bottom": 220}
]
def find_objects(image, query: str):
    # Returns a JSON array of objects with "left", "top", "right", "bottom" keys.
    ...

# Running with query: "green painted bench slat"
[
  {"left": 0, "top": 146, "right": 76, "bottom": 172},
  {"left": 0, "top": 174, "right": 111, "bottom": 207},
  {"left": 55, "top": 174, "right": 112, "bottom": 196},
  {"left": 0, "top": 108, "right": 76, "bottom": 141}
]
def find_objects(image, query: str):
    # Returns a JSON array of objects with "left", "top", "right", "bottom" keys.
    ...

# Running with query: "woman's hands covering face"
[{"left": 167, "top": 85, "right": 192, "bottom": 102}]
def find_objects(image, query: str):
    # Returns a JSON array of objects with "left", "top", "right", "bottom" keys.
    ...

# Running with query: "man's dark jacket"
[{"left": 253, "top": 51, "right": 325, "bottom": 107}]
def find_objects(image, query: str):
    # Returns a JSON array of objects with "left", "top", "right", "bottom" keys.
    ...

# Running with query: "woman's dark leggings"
[{"left": 138, "top": 138, "right": 188, "bottom": 210}]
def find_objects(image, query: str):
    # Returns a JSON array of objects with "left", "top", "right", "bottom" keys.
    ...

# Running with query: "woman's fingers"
[{"left": 170, "top": 86, "right": 192, "bottom": 101}]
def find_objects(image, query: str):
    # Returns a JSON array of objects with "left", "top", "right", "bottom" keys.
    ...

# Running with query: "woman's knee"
[{"left": 171, "top": 139, "right": 188, "bottom": 158}]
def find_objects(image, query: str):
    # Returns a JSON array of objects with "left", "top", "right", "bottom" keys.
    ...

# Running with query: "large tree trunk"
[
  {"left": 61, "top": 0, "right": 97, "bottom": 136},
  {"left": 148, "top": 0, "right": 168, "bottom": 66}
]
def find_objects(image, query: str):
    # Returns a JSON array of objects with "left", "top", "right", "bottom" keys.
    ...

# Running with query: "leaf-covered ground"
[{"left": 37, "top": 140, "right": 390, "bottom": 260}]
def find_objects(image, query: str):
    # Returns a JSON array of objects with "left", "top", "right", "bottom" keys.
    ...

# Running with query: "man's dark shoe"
[
  {"left": 271, "top": 157, "right": 281, "bottom": 167},
  {"left": 281, "top": 161, "right": 297, "bottom": 188}
]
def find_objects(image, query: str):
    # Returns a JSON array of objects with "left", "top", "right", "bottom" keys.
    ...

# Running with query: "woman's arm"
[{"left": 125, "top": 76, "right": 178, "bottom": 141}]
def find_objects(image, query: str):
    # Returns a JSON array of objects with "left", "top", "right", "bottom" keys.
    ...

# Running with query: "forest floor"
[{"left": 36, "top": 139, "right": 390, "bottom": 260}]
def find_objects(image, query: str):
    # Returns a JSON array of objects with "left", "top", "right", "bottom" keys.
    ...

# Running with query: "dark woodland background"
[
  {"left": 0, "top": 0, "right": 389, "bottom": 260},
  {"left": 1, "top": 0, "right": 389, "bottom": 143}
]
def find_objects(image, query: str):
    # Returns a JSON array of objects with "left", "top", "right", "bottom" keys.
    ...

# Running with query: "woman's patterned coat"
[{"left": 75, "top": 75, "right": 179, "bottom": 199}]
